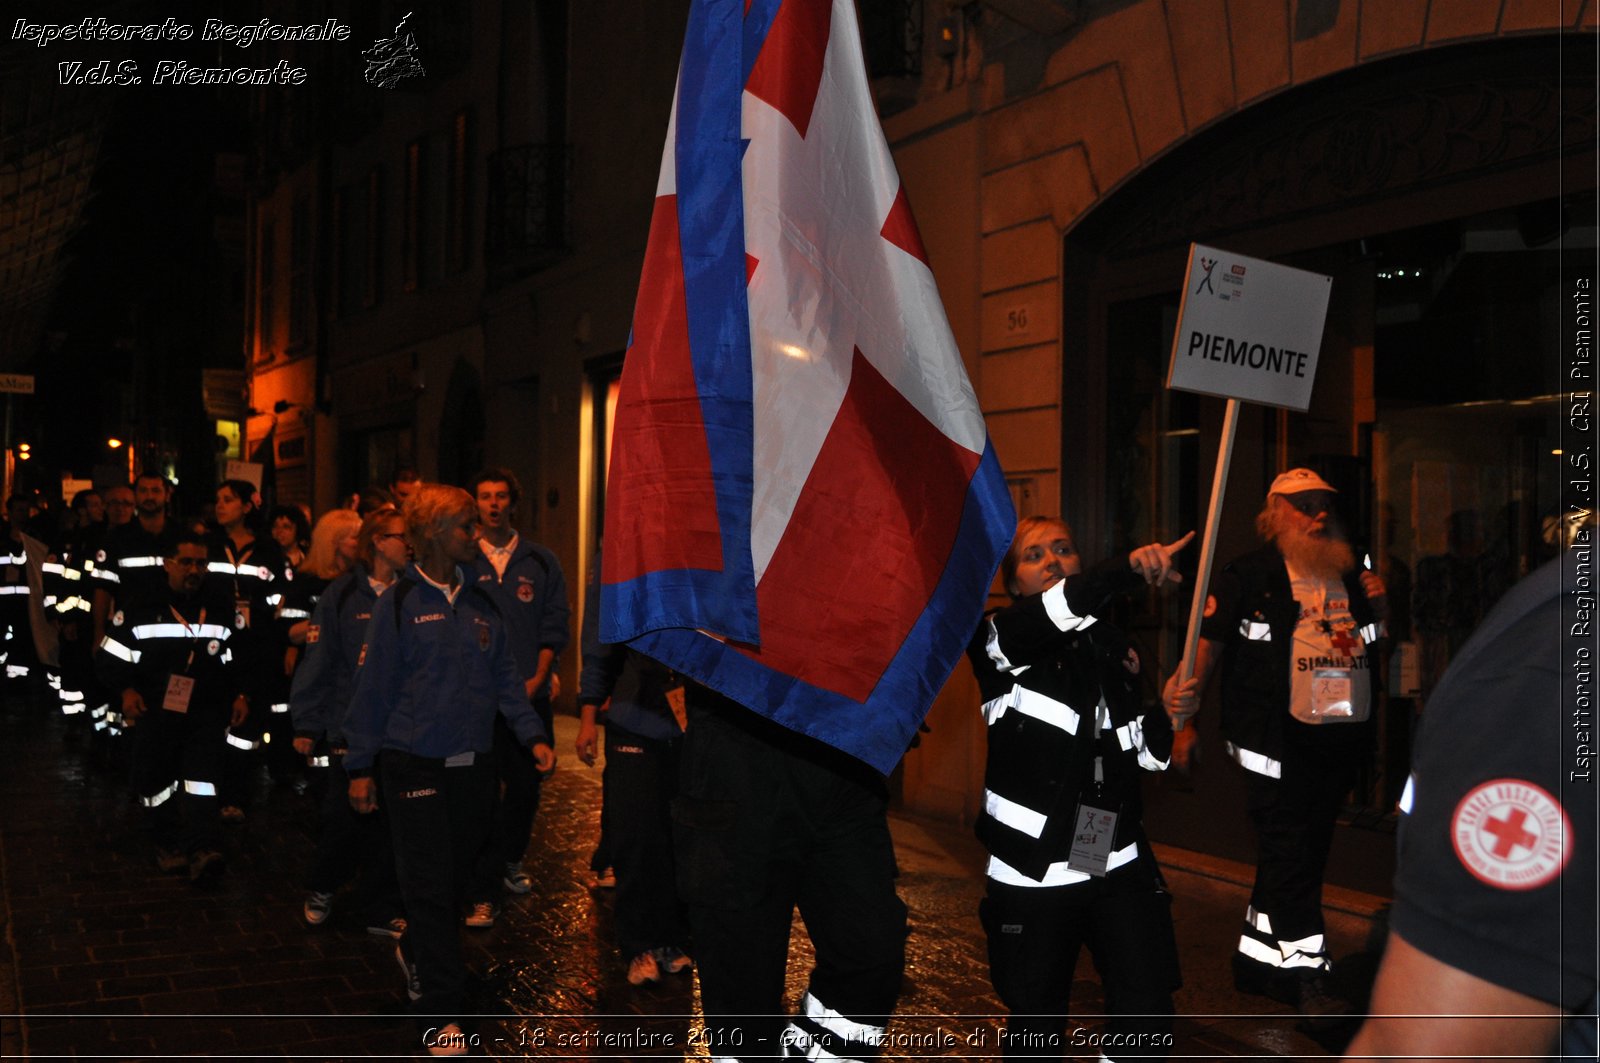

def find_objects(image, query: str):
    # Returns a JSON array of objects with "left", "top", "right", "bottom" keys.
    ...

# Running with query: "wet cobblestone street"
[{"left": 0, "top": 691, "right": 1384, "bottom": 1059}]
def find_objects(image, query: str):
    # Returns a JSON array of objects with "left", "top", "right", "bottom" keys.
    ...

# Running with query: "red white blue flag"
[{"left": 602, "top": 0, "right": 1015, "bottom": 773}]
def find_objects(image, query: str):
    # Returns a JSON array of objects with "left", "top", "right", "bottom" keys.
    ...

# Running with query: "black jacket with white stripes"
[
  {"left": 966, "top": 559, "right": 1173, "bottom": 885},
  {"left": 95, "top": 581, "right": 250, "bottom": 721}
]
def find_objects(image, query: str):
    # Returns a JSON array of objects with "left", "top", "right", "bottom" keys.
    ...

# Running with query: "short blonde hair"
[
  {"left": 403, "top": 483, "right": 475, "bottom": 547},
  {"left": 1000, "top": 515, "right": 1075, "bottom": 596},
  {"left": 301, "top": 508, "right": 363, "bottom": 580},
  {"left": 355, "top": 505, "right": 403, "bottom": 568}
]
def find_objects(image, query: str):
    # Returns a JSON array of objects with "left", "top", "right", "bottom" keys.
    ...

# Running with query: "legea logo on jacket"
[{"left": 412, "top": 612, "right": 447, "bottom": 624}]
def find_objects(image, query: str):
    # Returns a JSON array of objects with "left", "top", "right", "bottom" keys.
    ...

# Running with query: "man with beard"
[{"left": 1163, "top": 468, "right": 1387, "bottom": 1025}]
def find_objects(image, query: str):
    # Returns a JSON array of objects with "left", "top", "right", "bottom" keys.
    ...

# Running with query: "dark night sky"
[{"left": 4, "top": 4, "right": 304, "bottom": 500}]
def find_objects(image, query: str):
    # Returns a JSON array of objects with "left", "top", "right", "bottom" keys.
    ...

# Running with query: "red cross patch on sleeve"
[{"left": 1451, "top": 778, "right": 1570, "bottom": 891}]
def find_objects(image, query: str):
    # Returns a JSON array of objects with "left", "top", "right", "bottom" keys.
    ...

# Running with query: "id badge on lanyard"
[
  {"left": 226, "top": 544, "right": 252, "bottom": 628},
  {"left": 663, "top": 685, "right": 688, "bottom": 732},
  {"left": 163, "top": 674, "right": 195, "bottom": 713},
  {"left": 1310, "top": 668, "right": 1354, "bottom": 719},
  {"left": 1066, "top": 698, "right": 1119, "bottom": 876},
  {"left": 161, "top": 605, "right": 204, "bottom": 713}
]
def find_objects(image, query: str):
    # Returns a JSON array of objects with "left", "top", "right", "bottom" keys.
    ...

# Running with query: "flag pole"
[{"left": 1175, "top": 396, "right": 1239, "bottom": 730}]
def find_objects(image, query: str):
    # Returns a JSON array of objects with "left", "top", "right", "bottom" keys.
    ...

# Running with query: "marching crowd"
[
  {"left": 0, "top": 463, "right": 1590, "bottom": 1060},
  {"left": 6, "top": 466, "right": 609, "bottom": 1056}
]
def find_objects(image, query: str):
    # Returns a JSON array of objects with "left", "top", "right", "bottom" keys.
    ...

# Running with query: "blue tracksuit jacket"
[{"left": 342, "top": 564, "right": 549, "bottom": 773}]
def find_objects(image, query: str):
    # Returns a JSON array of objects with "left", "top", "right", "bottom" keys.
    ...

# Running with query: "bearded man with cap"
[{"left": 1163, "top": 468, "right": 1387, "bottom": 1025}]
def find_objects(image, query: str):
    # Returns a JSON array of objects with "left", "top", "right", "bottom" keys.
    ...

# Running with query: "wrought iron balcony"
[{"left": 485, "top": 143, "right": 569, "bottom": 282}]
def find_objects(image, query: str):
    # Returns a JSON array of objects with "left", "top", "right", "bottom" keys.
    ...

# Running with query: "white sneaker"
[
  {"left": 393, "top": 944, "right": 421, "bottom": 1003},
  {"left": 501, "top": 862, "right": 532, "bottom": 894},
  {"left": 626, "top": 950, "right": 661, "bottom": 986},
  {"left": 365, "top": 916, "right": 406, "bottom": 939},
  {"left": 302, "top": 890, "right": 334, "bottom": 926}
]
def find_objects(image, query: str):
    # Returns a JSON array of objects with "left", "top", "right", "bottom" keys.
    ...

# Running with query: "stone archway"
[{"left": 972, "top": 0, "right": 1589, "bottom": 528}]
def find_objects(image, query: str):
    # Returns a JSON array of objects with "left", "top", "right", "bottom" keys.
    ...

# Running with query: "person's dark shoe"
[
  {"left": 1296, "top": 973, "right": 1352, "bottom": 1032},
  {"left": 1232, "top": 953, "right": 1299, "bottom": 1005},
  {"left": 188, "top": 848, "right": 225, "bottom": 885},
  {"left": 655, "top": 947, "right": 693, "bottom": 975}
]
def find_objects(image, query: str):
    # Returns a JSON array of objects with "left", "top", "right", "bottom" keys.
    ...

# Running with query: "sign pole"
[
  {"left": 1174, "top": 396, "right": 1240, "bottom": 729},
  {"left": 3, "top": 392, "right": 12, "bottom": 503}
]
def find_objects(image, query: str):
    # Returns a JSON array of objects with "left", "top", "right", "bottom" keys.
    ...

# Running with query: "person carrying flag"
[{"left": 604, "top": 0, "right": 1015, "bottom": 1056}]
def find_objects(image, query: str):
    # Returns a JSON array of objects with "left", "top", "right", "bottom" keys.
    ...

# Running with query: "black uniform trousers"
[
  {"left": 305, "top": 754, "right": 402, "bottom": 924},
  {"left": 980, "top": 861, "right": 1179, "bottom": 1061},
  {"left": 1240, "top": 733, "right": 1360, "bottom": 974},
  {"left": 381, "top": 750, "right": 494, "bottom": 1030},
  {"left": 674, "top": 694, "right": 905, "bottom": 1062},
  {"left": 605, "top": 720, "right": 688, "bottom": 959},
  {"left": 130, "top": 703, "right": 226, "bottom": 856},
  {"left": 469, "top": 702, "right": 550, "bottom": 902}
]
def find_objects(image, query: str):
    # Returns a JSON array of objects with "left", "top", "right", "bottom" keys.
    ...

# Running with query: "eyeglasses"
[
  {"left": 375, "top": 532, "right": 406, "bottom": 541},
  {"left": 1282, "top": 492, "right": 1334, "bottom": 517}
]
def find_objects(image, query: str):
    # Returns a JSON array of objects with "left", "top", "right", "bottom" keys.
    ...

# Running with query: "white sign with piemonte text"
[
  {"left": 1166, "top": 244, "right": 1331, "bottom": 412},
  {"left": 224, "top": 460, "right": 264, "bottom": 492}
]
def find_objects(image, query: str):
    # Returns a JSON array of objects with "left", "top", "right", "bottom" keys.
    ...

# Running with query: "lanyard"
[
  {"left": 169, "top": 604, "right": 206, "bottom": 673},
  {"left": 1091, "top": 696, "right": 1108, "bottom": 788}
]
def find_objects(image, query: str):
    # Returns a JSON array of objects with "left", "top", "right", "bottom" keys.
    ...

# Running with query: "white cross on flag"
[{"left": 601, "top": 0, "right": 1015, "bottom": 772}]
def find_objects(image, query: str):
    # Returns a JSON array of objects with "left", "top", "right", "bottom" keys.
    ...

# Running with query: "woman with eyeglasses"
[
  {"left": 289, "top": 505, "right": 409, "bottom": 935},
  {"left": 268, "top": 505, "right": 312, "bottom": 572}
]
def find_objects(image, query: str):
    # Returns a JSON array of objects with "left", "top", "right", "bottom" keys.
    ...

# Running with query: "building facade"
[{"left": 241, "top": 0, "right": 1597, "bottom": 869}]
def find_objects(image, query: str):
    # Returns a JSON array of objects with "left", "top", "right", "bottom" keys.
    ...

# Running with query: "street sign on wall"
[
  {"left": 1166, "top": 244, "right": 1332, "bottom": 413},
  {"left": 0, "top": 374, "right": 35, "bottom": 395}
]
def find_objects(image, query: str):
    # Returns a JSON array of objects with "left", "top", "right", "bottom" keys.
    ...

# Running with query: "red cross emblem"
[
  {"left": 1481, "top": 808, "right": 1539, "bottom": 858},
  {"left": 1328, "top": 625, "right": 1361, "bottom": 655},
  {"left": 1451, "top": 778, "right": 1569, "bottom": 891}
]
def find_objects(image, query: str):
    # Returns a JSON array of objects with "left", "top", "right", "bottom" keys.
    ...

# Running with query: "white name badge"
[
  {"left": 163, "top": 674, "right": 195, "bottom": 714},
  {"left": 664, "top": 685, "right": 688, "bottom": 732},
  {"left": 1310, "top": 668, "right": 1353, "bottom": 719},
  {"left": 1067, "top": 802, "right": 1119, "bottom": 877}
]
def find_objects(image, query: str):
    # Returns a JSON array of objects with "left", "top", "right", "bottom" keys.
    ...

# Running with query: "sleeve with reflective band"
[
  {"left": 92, "top": 593, "right": 247, "bottom": 713},
  {"left": 965, "top": 563, "right": 1171, "bottom": 884},
  {"left": 981, "top": 559, "right": 1142, "bottom": 673}
]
